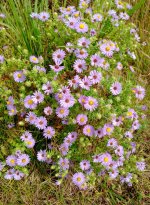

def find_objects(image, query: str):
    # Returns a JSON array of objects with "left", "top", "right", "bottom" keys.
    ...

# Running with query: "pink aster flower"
[
  {"left": 109, "top": 169, "right": 119, "bottom": 179},
  {"left": 13, "top": 71, "right": 26, "bottom": 83},
  {"left": 115, "top": 145, "right": 124, "bottom": 156},
  {"left": 52, "top": 49, "right": 66, "bottom": 64},
  {"left": 74, "top": 48, "right": 88, "bottom": 59},
  {"left": 59, "top": 86, "right": 71, "bottom": 95},
  {"left": 29, "top": 55, "right": 39, "bottom": 64},
  {"left": 4, "top": 168, "right": 15, "bottom": 180},
  {"left": 24, "top": 95, "right": 37, "bottom": 109},
  {"left": 65, "top": 17, "right": 78, "bottom": 29},
  {"left": 79, "top": 76, "right": 92, "bottom": 90},
  {"left": 43, "top": 126, "right": 55, "bottom": 139},
  {"left": 89, "top": 70, "right": 102, "bottom": 84},
  {"left": 112, "top": 116, "right": 123, "bottom": 126},
  {"left": 25, "top": 112, "right": 37, "bottom": 124},
  {"left": 83, "top": 124, "right": 95, "bottom": 137},
  {"left": 6, "top": 155, "right": 17, "bottom": 167},
  {"left": 13, "top": 170, "right": 25, "bottom": 180},
  {"left": 44, "top": 106, "right": 53, "bottom": 116},
  {"left": 17, "top": 154, "right": 30, "bottom": 167},
  {"left": 6, "top": 96, "right": 14, "bottom": 108},
  {"left": 49, "top": 64, "right": 65, "bottom": 72},
  {"left": 32, "top": 91, "right": 44, "bottom": 104},
  {"left": 80, "top": 160, "right": 91, "bottom": 171},
  {"left": 25, "top": 138, "right": 35, "bottom": 148},
  {"left": 64, "top": 132, "right": 78, "bottom": 146},
  {"left": 37, "top": 150, "right": 47, "bottom": 162},
  {"left": 90, "top": 54, "right": 101, "bottom": 67},
  {"left": 56, "top": 107, "right": 69, "bottom": 118},
  {"left": 20, "top": 131, "right": 32, "bottom": 141},
  {"left": 93, "top": 154, "right": 101, "bottom": 163},
  {"left": 100, "top": 43, "right": 114, "bottom": 57},
  {"left": 60, "top": 94, "right": 75, "bottom": 108},
  {"left": 126, "top": 108, "right": 137, "bottom": 120},
  {"left": 58, "top": 158, "right": 69, "bottom": 170},
  {"left": 76, "top": 114, "right": 88, "bottom": 126},
  {"left": 124, "top": 131, "right": 133, "bottom": 139},
  {"left": 75, "top": 22, "right": 88, "bottom": 33},
  {"left": 77, "top": 37, "right": 90, "bottom": 48},
  {"left": 8, "top": 106, "right": 17, "bottom": 116},
  {"left": 35, "top": 116, "right": 47, "bottom": 130},
  {"left": 59, "top": 143, "right": 69, "bottom": 156},
  {"left": 103, "top": 123, "right": 114, "bottom": 136},
  {"left": 100, "top": 153, "right": 112, "bottom": 166},
  {"left": 84, "top": 96, "right": 98, "bottom": 111},
  {"left": 72, "top": 172, "right": 85, "bottom": 187},
  {"left": 110, "top": 82, "right": 122, "bottom": 95},
  {"left": 95, "top": 128, "right": 104, "bottom": 138},
  {"left": 133, "top": 85, "right": 145, "bottom": 100},
  {"left": 92, "top": 13, "right": 103, "bottom": 22},
  {"left": 107, "top": 138, "right": 118, "bottom": 148},
  {"left": 42, "top": 81, "right": 53, "bottom": 95},
  {"left": 68, "top": 75, "right": 80, "bottom": 89},
  {"left": 116, "top": 62, "right": 123, "bottom": 70},
  {"left": 73, "top": 59, "right": 87, "bottom": 73},
  {"left": 78, "top": 95, "right": 87, "bottom": 106}
]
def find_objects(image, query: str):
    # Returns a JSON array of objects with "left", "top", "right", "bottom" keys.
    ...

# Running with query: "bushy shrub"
[{"left": 0, "top": 0, "right": 148, "bottom": 190}]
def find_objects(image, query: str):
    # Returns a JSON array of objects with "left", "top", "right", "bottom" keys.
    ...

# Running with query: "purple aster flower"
[
  {"left": 59, "top": 143, "right": 69, "bottom": 156},
  {"left": 133, "top": 85, "right": 145, "bottom": 100},
  {"left": 124, "top": 131, "right": 133, "bottom": 139},
  {"left": 90, "top": 54, "right": 101, "bottom": 67},
  {"left": 44, "top": 106, "right": 53, "bottom": 116},
  {"left": 75, "top": 22, "right": 88, "bottom": 33},
  {"left": 77, "top": 37, "right": 90, "bottom": 48},
  {"left": 17, "top": 154, "right": 30, "bottom": 167},
  {"left": 56, "top": 107, "right": 69, "bottom": 118},
  {"left": 136, "top": 161, "right": 146, "bottom": 171},
  {"left": 68, "top": 75, "right": 80, "bottom": 89},
  {"left": 78, "top": 95, "right": 87, "bottom": 106},
  {"left": 30, "top": 12, "right": 39, "bottom": 19},
  {"left": 20, "top": 131, "right": 32, "bottom": 141},
  {"left": 25, "top": 138, "right": 35, "bottom": 148},
  {"left": 58, "top": 158, "right": 69, "bottom": 170},
  {"left": 49, "top": 64, "right": 65, "bottom": 72},
  {"left": 100, "top": 43, "right": 114, "bottom": 57},
  {"left": 109, "top": 169, "right": 119, "bottom": 179},
  {"left": 13, "top": 71, "right": 26, "bottom": 83},
  {"left": 74, "top": 48, "right": 88, "bottom": 59},
  {"left": 6, "top": 155, "right": 17, "bottom": 167},
  {"left": 38, "top": 12, "right": 50, "bottom": 21},
  {"left": 100, "top": 153, "right": 112, "bottom": 166},
  {"left": 103, "top": 123, "right": 114, "bottom": 136},
  {"left": 4, "top": 169, "right": 15, "bottom": 180},
  {"left": 93, "top": 154, "right": 101, "bottom": 163},
  {"left": 80, "top": 160, "right": 91, "bottom": 171},
  {"left": 72, "top": 172, "right": 85, "bottom": 187},
  {"left": 107, "top": 138, "right": 118, "bottom": 148},
  {"left": 84, "top": 96, "right": 98, "bottom": 111},
  {"left": 35, "top": 116, "right": 47, "bottom": 130},
  {"left": 112, "top": 116, "right": 123, "bottom": 126},
  {"left": 76, "top": 114, "right": 88, "bottom": 126},
  {"left": 32, "top": 91, "right": 44, "bottom": 104},
  {"left": 95, "top": 128, "right": 104, "bottom": 138},
  {"left": 116, "top": 62, "right": 123, "bottom": 70},
  {"left": 0, "top": 55, "right": 4, "bottom": 63},
  {"left": 13, "top": 170, "right": 25, "bottom": 180},
  {"left": 126, "top": 108, "right": 137, "bottom": 120},
  {"left": 8, "top": 106, "right": 17, "bottom": 116},
  {"left": 43, "top": 126, "right": 55, "bottom": 139},
  {"left": 65, "top": 17, "right": 78, "bottom": 29},
  {"left": 119, "top": 12, "right": 129, "bottom": 20},
  {"left": 132, "top": 120, "right": 140, "bottom": 131},
  {"left": 6, "top": 96, "right": 14, "bottom": 108},
  {"left": 29, "top": 55, "right": 39, "bottom": 64},
  {"left": 141, "top": 105, "right": 147, "bottom": 111},
  {"left": 110, "top": 82, "right": 122, "bottom": 95},
  {"left": 24, "top": 95, "right": 37, "bottom": 109},
  {"left": 73, "top": 59, "right": 87, "bottom": 73},
  {"left": 89, "top": 70, "right": 102, "bottom": 84},
  {"left": 115, "top": 0, "right": 124, "bottom": 9},
  {"left": 90, "top": 29, "right": 97, "bottom": 36},
  {"left": 37, "top": 150, "right": 47, "bottom": 162},
  {"left": 52, "top": 49, "right": 66, "bottom": 64},
  {"left": 60, "top": 94, "right": 75, "bottom": 108},
  {"left": 42, "top": 81, "right": 53, "bottom": 95},
  {"left": 25, "top": 111, "right": 37, "bottom": 124},
  {"left": 92, "top": 13, "right": 103, "bottom": 22},
  {"left": 66, "top": 42, "right": 74, "bottom": 53},
  {"left": 99, "top": 58, "right": 110, "bottom": 70},
  {"left": 8, "top": 123, "right": 15, "bottom": 129},
  {"left": 83, "top": 124, "right": 95, "bottom": 137},
  {"left": 115, "top": 145, "right": 124, "bottom": 156},
  {"left": 59, "top": 86, "right": 71, "bottom": 95},
  {"left": 64, "top": 132, "right": 78, "bottom": 146},
  {"left": 79, "top": 76, "right": 92, "bottom": 90}
]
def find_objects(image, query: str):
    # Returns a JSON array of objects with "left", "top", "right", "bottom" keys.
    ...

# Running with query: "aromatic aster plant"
[{"left": 0, "top": 0, "right": 148, "bottom": 190}]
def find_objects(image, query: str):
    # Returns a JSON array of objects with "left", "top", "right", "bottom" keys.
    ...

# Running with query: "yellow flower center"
[
  {"left": 80, "top": 117, "right": 85, "bottom": 122},
  {"left": 17, "top": 73, "right": 22, "bottom": 78},
  {"left": 79, "top": 24, "right": 85, "bottom": 29},
  {"left": 66, "top": 7, "right": 71, "bottom": 11},
  {"left": 10, "top": 159, "right": 15, "bottom": 164},
  {"left": 104, "top": 157, "right": 109, "bottom": 162},
  {"left": 89, "top": 100, "right": 94, "bottom": 105},
  {"left": 60, "top": 109, "right": 64, "bottom": 114},
  {"left": 61, "top": 162, "right": 65, "bottom": 166},
  {"left": 82, "top": 2, "right": 87, "bottom": 7},
  {"left": 74, "top": 13, "right": 79, "bottom": 18},
  {"left": 7, "top": 101, "right": 11, "bottom": 105},
  {"left": 86, "top": 128, "right": 91, "bottom": 133},
  {"left": 47, "top": 130, "right": 51, "bottom": 134},
  {"left": 32, "top": 57, "right": 37, "bottom": 61},
  {"left": 106, "top": 46, "right": 110, "bottom": 51},
  {"left": 22, "top": 159, "right": 26, "bottom": 163},
  {"left": 27, "top": 141, "right": 32, "bottom": 145},
  {"left": 28, "top": 99, "right": 33, "bottom": 105},
  {"left": 11, "top": 109, "right": 15, "bottom": 113},
  {"left": 77, "top": 177, "right": 81, "bottom": 182},
  {"left": 127, "top": 112, "right": 132, "bottom": 116},
  {"left": 106, "top": 127, "right": 111, "bottom": 133}
]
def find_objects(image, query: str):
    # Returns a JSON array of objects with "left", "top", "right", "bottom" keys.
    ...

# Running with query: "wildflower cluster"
[{"left": 0, "top": 0, "right": 147, "bottom": 190}]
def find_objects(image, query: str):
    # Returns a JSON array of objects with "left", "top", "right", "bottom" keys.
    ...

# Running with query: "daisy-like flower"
[
  {"left": 60, "top": 94, "right": 75, "bottom": 108},
  {"left": 43, "top": 126, "right": 55, "bottom": 139},
  {"left": 84, "top": 96, "right": 98, "bottom": 111},
  {"left": 25, "top": 111, "right": 37, "bottom": 124},
  {"left": 68, "top": 75, "right": 80, "bottom": 89},
  {"left": 89, "top": 70, "right": 102, "bottom": 84},
  {"left": 73, "top": 59, "right": 87, "bottom": 73},
  {"left": 4, "top": 169, "right": 15, "bottom": 180},
  {"left": 44, "top": 106, "right": 53, "bottom": 116},
  {"left": 20, "top": 131, "right": 32, "bottom": 141},
  {"left": 93, "top": 154, "right": 101, "bottom": 163},
  {"left": 90, "top": 54, "right": 101, "bottom": 67},
  {"left": 92, "top": 13, "right": 103, "bottom": 22},
  {"left": 109, "top": 169, "right": 119, "bottom": 179},
  {"left": 59, "top": 143, "right": 69, "bottom": 156},
  {"left": 49, "top": 64, "right": 65, "bottom": 72},
  {"left": 30, "top": 12, "right": 39, "bottom": 19},
  {"left": 59, "top": 86, "right": 71, "bottom": 95},
  {"left": 24, "top": 95, "right": 37, "bottom": 109},
  {"left": 126, "top": 108, "right": 137, "bottom": 120},
  {"left": 8, "top": 106, "right": 17, "bottom": 116},
  {"left": 6, "top": 96, "right": 14, "bottom": 108},
  {"left": 110, "top": 82, "right": 122, "bottom": 95},
  {"left": 72, "top": 172, "right": 86, "bottom": 187},
  {"left": 79, "top": 76, "right": 92, "bottom": 90},
  {"left": 6, "top": 155, "right": 17, "bottom": 167},
  {"left": 56, "top": 107, "right": 69, "bottom": 118},
  {"left": 35, "top": 116, "right": 47, "bottom": 130},
  {"left": 17, "top": 154, "right": 30, "bottom": 167},
  {"left": 90, "top": 29, "right": 97, "bottom": 36},
  {"left": 112, "top": 116, "right": 123, "bottom": 126},
  {"left": 13, "top": 71, "right": 26, "bottom": 83},
  {"left": 29, "top": 55, "right": 39, "bottom": 64},
  {"left": 80, "top": 160, "right": 91, "bottom": 171},
  {"left": 64, "top": 132, "right": 78, "bottom": 146},
  {"left": 42, "top": 81, "right": 53, "bottom": 95},
  {"left": 100, "top": 153, "right": 112, "bottom": 166},
  {"left": 99, "top": 58, "right": 110, "bottom": 70},
  {"left": 0, "top": 55, "right": 4, "bottom": 63},
  {"left": 107, "top": 138, "right": 118, "bottom": 148},
  {"left": 103, "top": 123, "right": 114, "bottom": 136},
  {"left": 25, "top": 138, "right": 35, "bottom": 148},
  {"left": 58, "top": 158, "right": 69, "bottom": 170},
  {"left": 78, "top": 95, "right": 87, "bottom": 106},
  {"left": 75, "top": 22, "right": 88, "bottom": 33},
  {"left": 116, "top": 62, "right": 123, "bottom": 70},
  {"left": 119, "top": 12, "right": 129, "bottom": 20},
  {"left": 136, "top": 161, "right": 146, "bottom": 171},
  {"left": 32, "top": 91, "right": 44, "bottom": 104},
  {"left": 124, "top": 131, "right": 133, "bottom": 139},
  {"left": 13, "top": 170, "right": 25, "bottom": 180},
  {"left": 65, "top": 17, "right": 78, "bottom": 29},
  {"left": 76, "top": 114, "right": 88, "bottom": 125},
  {"left": 38, "top": 12, "right": 50, "bottom": 22},
  {"left": 95, "top": 128, "right": 104, "bottom": 138},
  {"left": 74, "top": 48, "right": 88, "bottom": 59},
  {"left": 133, "top": 85, "right": 145, "bottom": 100},
  {"left": 77, "top": 37, "right": 90, "bottom": 48},
  {"left": 83, "top": 124, "right": 95, "bottom": 137},
  {"left": 37, "top": 150, "right": 47, "bottom": 162},
  {"left": 115, "top": 145, "right": 124, "bottom": 156},
  {"left": 52, "top": 49, "right": 66, "bottom": 64},
  {"left": 100, "top": 43, "right": 114, "bottom": 57},
  {"left": 132, "top": 120, "right": 140, "bottom": 131},
  {"left": 66, "top": 42, "right": 74, "bottom": 53}
]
